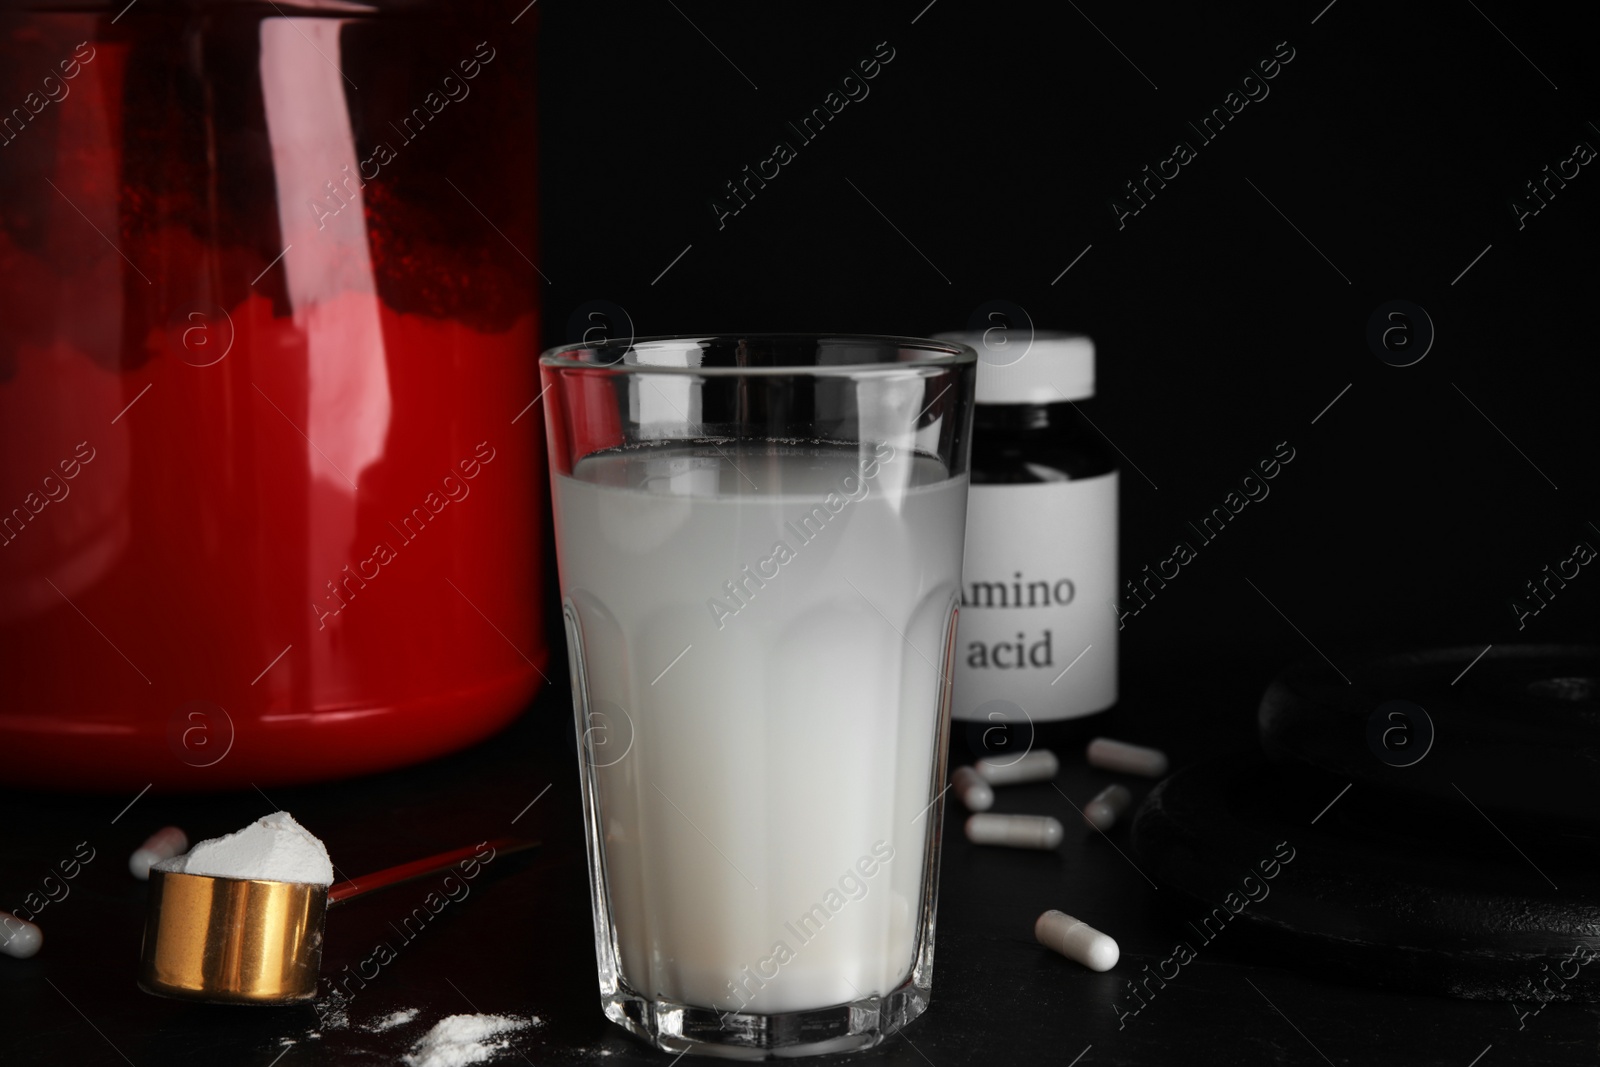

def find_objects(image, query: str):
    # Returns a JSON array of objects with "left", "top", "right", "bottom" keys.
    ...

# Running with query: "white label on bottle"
[{"left": 952, "top": 472, "right": 1118, "bottom": 722}]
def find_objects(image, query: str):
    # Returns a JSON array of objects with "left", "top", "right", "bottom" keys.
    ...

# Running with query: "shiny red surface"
[{"left": 0, "top": 6, "right": 547, "bottom": 790}]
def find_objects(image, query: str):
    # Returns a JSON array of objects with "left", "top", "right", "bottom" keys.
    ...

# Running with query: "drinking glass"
[{"left": 541, "top": 334, "right": 976, "bottom": 1057}]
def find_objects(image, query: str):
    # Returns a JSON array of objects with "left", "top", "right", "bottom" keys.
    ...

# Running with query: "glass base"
[{"left": 603, "top": 975, "right": 931, "bottom": 1060}]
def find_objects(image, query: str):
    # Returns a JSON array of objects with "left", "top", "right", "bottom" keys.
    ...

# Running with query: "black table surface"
[{"left": 5, "top": 648, "right": 1597, "bottom": 1067}]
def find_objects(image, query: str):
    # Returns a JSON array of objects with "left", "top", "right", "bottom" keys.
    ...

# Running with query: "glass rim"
[{"left": 539, "top": 333, "right": 978, "bottom": 376}]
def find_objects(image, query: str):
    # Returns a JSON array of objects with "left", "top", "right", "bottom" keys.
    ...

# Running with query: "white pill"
[
  {"left": 965, "top": 813, "right": 1064, "bottom": 850},
  {"left": 1086, "top": 737, "right": 1168, "bottom": 778},
  {"left": 129, "top": 826, "right": 189, "bottom": 880},
  {"left": 1083, "top": 783, "right": 1133, "bottom": 831},
  {"left": 975, "top": 749, "right": 1059, "bottom": 786},
  {"left": 0, "top": 911, "right": 42, "bottom": 959},
  {"left": 1035, "top": 910, "right": 1118, "bottom": 971},
  {"left": 951, "top": 767, "right": 994, "bottom": 812}
]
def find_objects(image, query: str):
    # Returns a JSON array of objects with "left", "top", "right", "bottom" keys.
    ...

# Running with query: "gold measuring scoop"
[{"left": 137, "top": 836, "right": 536, "bottom": 1004}]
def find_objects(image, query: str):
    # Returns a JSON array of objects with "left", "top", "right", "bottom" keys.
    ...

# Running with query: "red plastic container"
[{"left": 0, "top": 2, "right": 547, "bottom": 789}]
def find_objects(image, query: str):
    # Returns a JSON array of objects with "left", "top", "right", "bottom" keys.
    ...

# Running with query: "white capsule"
[
  {"left": 1083, "top": 783, "right": 1133, "bottom": 831},
  {"left": 965, "top": 813, "right": 1064, "bottom": 850},
  {"left": 129, "top": 826, "right": 189, "bottom": 880},
  {"left": 0, "top": 911, "right": 42, "bottom": 959},
  {"left": 951, "top": 767, "right": 994, "bottom": 811},
  {"left": 1086, "top": 737, "right": 1168, "bottom": 778},
  {"left": 1035, "top": 910, "right": 1118, "bottom": 971},
  {"left": 975, "top": 749, "right": 1059, "bottom": 786}
]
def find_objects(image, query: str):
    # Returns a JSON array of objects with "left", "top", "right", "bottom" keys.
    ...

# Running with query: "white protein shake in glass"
[{"left": 555, "top": 438, "right": 966, "bottom": 1014}]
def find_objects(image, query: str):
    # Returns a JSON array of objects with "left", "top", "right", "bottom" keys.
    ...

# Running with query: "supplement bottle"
[{"left": 935, "top": 331, "right": 1118, "bottom": 760}]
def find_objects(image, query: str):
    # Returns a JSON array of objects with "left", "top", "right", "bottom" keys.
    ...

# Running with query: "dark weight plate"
[
  {"left": 1258, "top": 644, "right": 1600, "bottom": 826},
  {"left": 1130, "top": 752, "right": 1600, "bottom": 1000}
]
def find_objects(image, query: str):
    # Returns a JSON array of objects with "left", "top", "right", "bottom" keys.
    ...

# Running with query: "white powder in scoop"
[
  {"left": 154, "top": 811, "right": 334, "bottom": 885},
  {"left": 401, "top": 1014, "right": 537, "bottom": 1067}
]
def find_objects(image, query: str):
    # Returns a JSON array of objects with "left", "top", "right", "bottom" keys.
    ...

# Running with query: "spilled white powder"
[
  {"left": 314, "top": 988, "right": 352, "bottom": 1031},
  {"left": 401, "top": 1014, "right": 537, "bottom": 1067},
  {"left": 366, "top": 1008, "right": 420, "bottom": 1033},
  {"left": 154, "top": 811, "right": 334, "bottom": 885}
]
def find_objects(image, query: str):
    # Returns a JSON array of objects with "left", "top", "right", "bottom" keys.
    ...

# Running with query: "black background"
[
  {"left": 7, "top": 1, "right": 1600, "bottom": 1065},
  {"left": 539, "top": 0, "right": 1599, "bottom": 663}
]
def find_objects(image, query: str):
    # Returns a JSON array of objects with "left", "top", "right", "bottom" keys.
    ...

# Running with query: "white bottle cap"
[{"left": 934, "top": 330, "right": 1095, "bottom": 404}]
